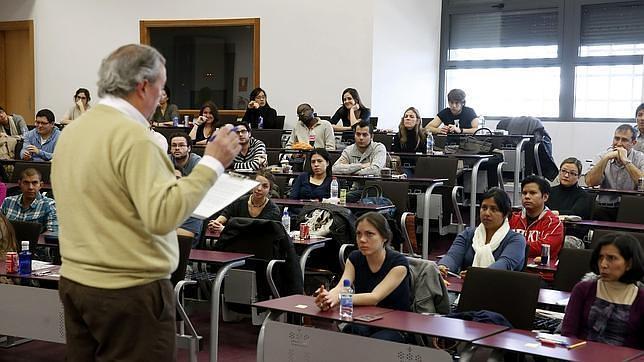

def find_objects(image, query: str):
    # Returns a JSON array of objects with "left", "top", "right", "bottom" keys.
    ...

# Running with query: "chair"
[
  {"left": 616, "top": 195, "right": 644, "bottom": 224},
  {"left": 171, "top": 235, "right": 194, "bottom": 286},
  {"left": 552, "top": 248, "right": 593, "bottom": 292},
  {"left": 414, "top": 157, "right": 459, "bottom": 187},
  {"left": 421, "top": 118, "right": 432, "bottom": 127},
  {"left": 365, "top": 180, "right": 409, "bottom": 216},
  {"left": 252, "top": 129, "right": 283, "bottom": 148},
  {"left": 373, "top": 133, "right": 393, "bottom": 151},
  {"left": 9, "top": 220, "right": 42, "bottom": 251},
  {"left": 11, "top": 161, "right": 51, "bottom": 183},
  {"left": 153, "top": 126, "right": 189, "bottom": 144},
  {"left": 191, "top": 145, "right": 205, "bottom": 157},
  {"left": 273, "top": 115, "right": 286, "bottom": 130},
  {"left": 590, "top": 229, "right": 644, "bottom": 249},
  {"left": 369, "top": 117, "right": 378, "bottom": 129},
  {"left": 457, "top": 267, "right": 540, "bottom": 330},
  {"left": 400, "top": 212, "right": 420, "bottom": 257}
]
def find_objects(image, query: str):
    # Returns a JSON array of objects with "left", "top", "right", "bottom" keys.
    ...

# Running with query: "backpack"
[{"left": 302, "top": 208, "right": 334, "bottom": 237}]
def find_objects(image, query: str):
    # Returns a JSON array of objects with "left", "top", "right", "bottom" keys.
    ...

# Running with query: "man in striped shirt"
[{"left": 232, "top": 120, "right": 267, "bottom": 171}]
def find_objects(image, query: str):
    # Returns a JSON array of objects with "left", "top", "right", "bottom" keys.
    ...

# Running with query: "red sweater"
[{"left": 509, "top": 208, "right": 564, "bottom": 262}]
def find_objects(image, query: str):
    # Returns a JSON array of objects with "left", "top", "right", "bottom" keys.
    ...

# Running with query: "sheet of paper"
[{"left": 191, "top": 173, "right": 259, "bottom": 219}]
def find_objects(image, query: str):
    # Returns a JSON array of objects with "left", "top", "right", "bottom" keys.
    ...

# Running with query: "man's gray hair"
[{"left": 97, "top": 44, "right": 166, "bottom": 98}]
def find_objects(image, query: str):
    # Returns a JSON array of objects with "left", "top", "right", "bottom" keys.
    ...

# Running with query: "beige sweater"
[{"left": 51, "top": 105, "right": 217, "bottom": 289}]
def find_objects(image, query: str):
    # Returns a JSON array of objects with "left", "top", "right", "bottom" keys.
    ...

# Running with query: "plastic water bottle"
[
  {"left": 426, "top": 132, "right": 434, "bottom": 155},
  {"left": 479, "top": 115, "right": 486, "bottom": 129},
  {"left": 339, "top": 279, "right": 353, "bottom": 319},
  {"left": 258, "top": 116, "right": 264, "bottom": 129},
  {"left": 172, "top": 116, "right": 179, "bottom": 127},
  {"left": 281, "top": 207, "right": 291, "bottom": 232},
  {"left": 19, "top": 240, "right": 31, "bottom": 275},
  {"left": 330, "top": 177, "right": 339, "bottom": 199}
]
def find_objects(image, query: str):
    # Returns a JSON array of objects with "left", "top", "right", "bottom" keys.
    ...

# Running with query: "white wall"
[
  {"left": 0, "top": 0, "right": 623, "bottom": 165},
  {"left": 371, "top": 0, "right": 442, "bottom": 130}
]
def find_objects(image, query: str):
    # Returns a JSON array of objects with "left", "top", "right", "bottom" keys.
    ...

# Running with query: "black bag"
[
  {"left": 359, "top": 184, "right": 396, "bottom": 217},
  {"left": 458, "top": 128, "right": 494, "bottom": 154}
]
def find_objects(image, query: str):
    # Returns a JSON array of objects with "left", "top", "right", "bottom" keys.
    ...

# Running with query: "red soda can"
[
  {"left": 299, "top": 223, "right": 310, "bottom": 239},
  {"left": 6, "top": 252, "right": 18, "bottom": 273}
]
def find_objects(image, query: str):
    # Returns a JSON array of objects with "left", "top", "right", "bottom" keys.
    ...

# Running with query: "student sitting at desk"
[
  {"left": 286, "top": 103, "right": 335, "bottom": 150},
  {"left": 290, "top": 148, "right": 332, "bottom": 200},
  {"left": 330, "top": 87, "right": 371, "bottom": 132},
  {"left": 151, "top": 86, "right": 179, "bottom": 126},
  {"left": 438, "top": 188, "right": 526, "bottom": 279},
  {"left": 392, "top": 107, "right": 426, "bottom": 177},
  {"left": 332, "top": 120, "right": 386, "bottom": 177},
  {"left": 315, "top": 212, "right": 410, "bottom": 342},
  {"left": 1, "top": 167, "right": 58, "bottom": 233},
  {"left": 424, "top": 89, "right": 480, "bottom": 135},
  {"left": 547, "top": 157, "right": 592, "bottom": 219},
  {"left": 208, "top": 169, "right": 280, "bottom": 233},
  {"left": 189, "top": 101, "right": 220, "bottom": 145},
  {"left": 241, "top": 87, "right": 278, "bottom": 129},
  {"left": 561, "top": 232, "right": 644, "bottom": 349}
]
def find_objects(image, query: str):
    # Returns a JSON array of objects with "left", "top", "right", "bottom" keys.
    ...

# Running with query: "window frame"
[
  {"left": 439, "top": 0, "right": 644, "bottom": 122},
  {"left": 140, "top": 18, "right": 260, "bottom": 117}
]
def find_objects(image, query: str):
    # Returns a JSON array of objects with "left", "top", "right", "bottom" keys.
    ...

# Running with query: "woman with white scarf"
[{"left": 438, "top": 187, "right": 526, "bottom": 279}]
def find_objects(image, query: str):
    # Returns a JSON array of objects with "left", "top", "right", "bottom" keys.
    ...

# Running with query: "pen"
[
  {"left": 447, "top": 271, "right": 462, "bottom": 279},
  {"left": 208, "top": 125, "right": 239, "bottom": 142},
  {"left": 567, "top": 341, "right": 586, "bottom": 350}
]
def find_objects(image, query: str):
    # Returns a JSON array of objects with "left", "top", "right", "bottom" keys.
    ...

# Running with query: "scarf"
[
  {"left": 472, "top": 219, "right": 510, "bottom": 268},
  {"left": 7, "top": 116, "right": 19, "bottom": 136}
]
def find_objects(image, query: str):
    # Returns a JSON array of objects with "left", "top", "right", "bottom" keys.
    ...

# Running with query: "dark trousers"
[{"left": 59, "top": 277, "right": 176, "bottom": 362}]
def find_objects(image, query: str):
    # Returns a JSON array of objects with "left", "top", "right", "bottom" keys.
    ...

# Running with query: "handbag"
[{"left": 458, "top": 128, "right": 494, "bottom": 154}]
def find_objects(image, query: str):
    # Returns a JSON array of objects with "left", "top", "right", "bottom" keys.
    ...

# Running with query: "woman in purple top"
[{"left": 561, "top": 232, "right": 644, "bottom": 349}]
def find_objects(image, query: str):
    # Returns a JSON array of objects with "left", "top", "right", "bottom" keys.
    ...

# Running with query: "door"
[{"left": 0, "top": 20, "right": 35, "bottom": 123}]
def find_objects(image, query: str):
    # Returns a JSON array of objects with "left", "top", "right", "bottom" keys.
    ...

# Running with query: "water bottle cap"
[
  {"left": 343, "top": 279, "right": 350, "bottom": 287},
  {"left": 21, "top": 240, "right": 29, "bottom": 249}
]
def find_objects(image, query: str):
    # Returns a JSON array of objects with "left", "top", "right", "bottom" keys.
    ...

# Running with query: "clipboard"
[{"left": 191, "top": 172, "right": 259, "bottom": 219}]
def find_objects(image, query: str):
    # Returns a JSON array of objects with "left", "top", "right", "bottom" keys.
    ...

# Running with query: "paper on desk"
[
  {"left": 32, "top": 260, "right": 53, "bottom": 271},
  {"left": 191, "top": 173, "right": 259, "bottom": 219}
]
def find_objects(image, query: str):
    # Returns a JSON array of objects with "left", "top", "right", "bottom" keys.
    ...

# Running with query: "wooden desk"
[
  {"left": 526, "top": 257, "right": 558, "bottom": 273},
  {"left": 0, "top": 264, "right": 61, "bottom": 282},
  {"left": 473, "top": 329, "right": 643, "bottom": 362},
  {"left": 583, "top": 187, "right": 644, "bottom": 196},
  {"left": 272, "top": 198, "right": 396, "bottom": 211},
  {"left": 188, "top": 249, "right": 253, "bottom": 362},
  {"left": 445, "top": 276, "right": 570, "bottom": 307},
  {"left": 566, "top": 219, "right": 644, "bottom": 233}
]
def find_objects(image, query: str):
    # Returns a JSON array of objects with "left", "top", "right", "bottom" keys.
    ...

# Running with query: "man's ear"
[{"left": 543, "top": 193, "right": 549, "bottom": 203}]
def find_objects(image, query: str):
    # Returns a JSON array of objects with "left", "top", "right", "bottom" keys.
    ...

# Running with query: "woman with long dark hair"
[
  {"left": 289, "top": 148, "right": 333, "bottom": 200},
  {"left": 189, "top": 101, "right": 220, "bottom": 145},
  {"left": 330, "top": 88, "right": 371, "bottom": 132},
  {"left": 241, "top": 87, "right": 278, "bottom": 129}
]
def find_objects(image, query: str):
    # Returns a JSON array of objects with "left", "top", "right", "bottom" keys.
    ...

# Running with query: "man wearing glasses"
[
  {"left": 546, "top": 157, "right": 592, "bottom": 220},
  {"left": 585, "top": 124, "right": 644, "bottom": 221},
  {"left": 170, "top": 133, "right": 201, "bottom": 176},
  {"left": 231, "top": 120, "right": 267, "bottom": 171},
  {"left": 20, "top": 109, "right": 60, "bottom": 161}
]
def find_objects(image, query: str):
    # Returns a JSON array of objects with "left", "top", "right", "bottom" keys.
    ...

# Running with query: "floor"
[{"left": 0, "top": 232, "right": 453, "bottom": 362}]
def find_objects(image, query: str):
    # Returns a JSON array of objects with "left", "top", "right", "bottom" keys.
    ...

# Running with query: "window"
[
  {"left": 140, "top": 19, "right": 260, "bottom": 112},
  {"left": 440, "top": 0, "right": 644, "bottom": 121}
]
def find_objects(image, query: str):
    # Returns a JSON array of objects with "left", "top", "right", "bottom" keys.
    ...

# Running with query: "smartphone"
[{"left": 354, "top": 314, "right": 383, "bottom": 322}]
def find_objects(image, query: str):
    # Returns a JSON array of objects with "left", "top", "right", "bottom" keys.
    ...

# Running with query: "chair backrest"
[
  {"left": 11, "top": 161, "right": 51, "bottom": 183},
  {"left": 273, "top": 115, "right": 286, "bottom": 130},
  {"left": 252, "top": 129, "right": 283, "bottom": 148},
  {"left": 9, "top": 220, "right": 42, "bottom": 251},
  {"left": 421, "top": 118, "right": 432, "bottom": 127},
  {"left": 590, "top": 229, "right": 644, "bottom": 249},
  {"left": 192, "top": 145, "right": 205, "bottom": 157},
  {"left": 365, "top": 180, "right": 409, "bottom": 216},
  {"left": 369, "top": 117, "right": 378, "bottom": 129},
  {"left": 267, "top": 149, "right": 281, "bottom": 166},
  {"left": 153, "top": 126, "right": 189, "bottom": 143},
  {"left": 373, "top": 133, "right": 393, "bottom": 151},
  {"left": 552, "top": 248, "right": 593, "bottom": 292},
  {"left": 457, "top": 267, "right": 540, "bottom": 330},
  {"left": 414, "top": 157, "right": 459, "bottom": 186},
  {"left": 616, "top": 195, "right": 644, "bottom": 224},
  {"left": 170, "top": 235, "right": 194, "bottom": 286}
]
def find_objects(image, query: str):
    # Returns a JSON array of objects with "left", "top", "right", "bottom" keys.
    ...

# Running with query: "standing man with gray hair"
[
  {"left": 51, "top": 44, "right": 241, "bottom": 361},
  {"left": 585, "top": 124, "right": 644, "bottom": 220}
]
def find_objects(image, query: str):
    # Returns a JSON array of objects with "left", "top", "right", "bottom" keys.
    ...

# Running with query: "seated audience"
[
  {"left": 632, "top": 103, "right": 644, "bottom": 153},
  {"left": 290, "top": 148, "right": 332, "bottom": 200},
  {"left": 392, "top": 107, "right": 426, "bottom": 177},
  {"left": 241, "top": 87, "right": 278, "bottom": 129},
  {"left": 189, "top": 101, "right": 219, "bottom": 145},
  {"left": 61, "top": 88, "right": 91, "bottom": 124},
  {"left": 316, "top": 212, "right": 410, "bottom": 342},
  {"left": 231, "top": 121, "right": 267, "bottom": 171},
  {"left": 0, "top": 106, "right": 28, "bottom": 137},
  {"left": 585, "top": 124, "right": 644, "bottom": 221},
  {"left": 21, "top": 109, "right": 60, "bottom": 161},
  {"left": 332, "top": 120, "right": 386, "bottom": 177},
  {"left": 425, "top": 89, "right": 480, "bottom": 135},
  {"left": 170, "top": 133, "right": 201, "bottom": 176},
  {"left": 509, "top": 175, "right": 564, "bottom": 266},
  {"left": 561, "top": 232, "right": 644, "bottom": 349},
  {"left": 331, "top": 88, "right": 371, "bottom": 132},
  {"left": 1, "top": 168, "right": 58, "bottom": 233},
  {"left": 547, "top": 157, "right": 592, "bottom": 219},
  {"left": 170, "top": 133, "right": 204, "bottom": 244},
  {"left": 152, "top": 86, "right": 179, "bottom": 126},
  {"left": 208, "top": 169, "right": 280, "bottom": 232},
  {"left": 286, "top": 103, "right": 335, "bottom": 150},
  {"left": 438, "top": 187, "right": 526, "bottom": 278}
]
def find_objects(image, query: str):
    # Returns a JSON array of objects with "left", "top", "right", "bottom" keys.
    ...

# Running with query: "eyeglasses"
[
  {"left": 254, "top": 95, "right": 266, "bottom": 101},
  {"left": 559, "top": 169, "right": 579, "bottom": 177},
  {"left": 236, "top": 129, "right": 249, "bottom": 135}
]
